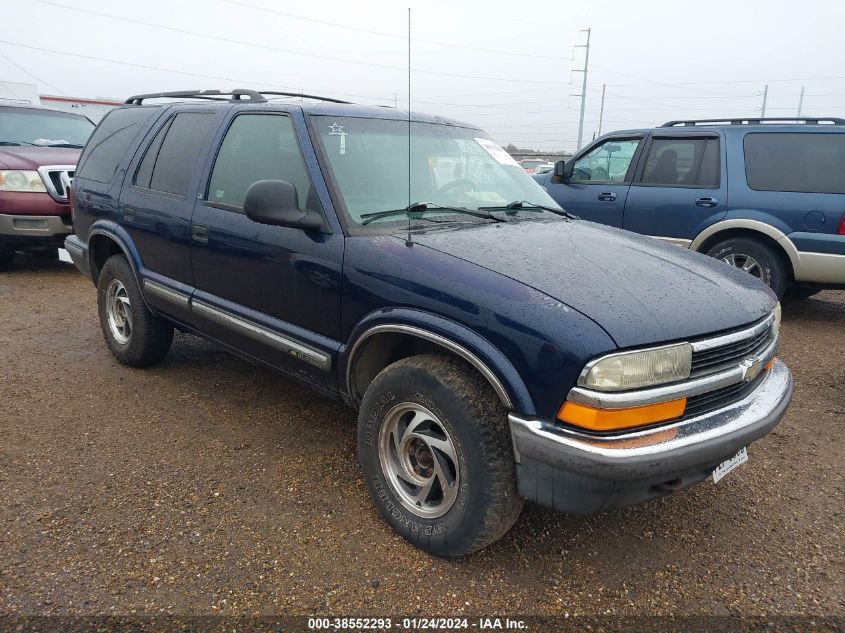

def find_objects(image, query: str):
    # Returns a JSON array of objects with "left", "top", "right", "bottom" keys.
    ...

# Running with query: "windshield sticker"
[
  {"left": 474, "top": 138, "right": 519, "bottom": 167},
  {"left": 328, "top": 122, "right": 347, "bottom": 155}
]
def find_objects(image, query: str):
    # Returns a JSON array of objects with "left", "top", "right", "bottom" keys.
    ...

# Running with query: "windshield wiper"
[
  {"left": 479, "top": 200, "right": 578, "bottom": 220},
  {"left": 45, "top": 143, "right": 84, "bottom": 149},
  {"left": 0, "top": 141, "right": 37, "bottom": 146},
  {"left": 360, "top": 202, "right": 503, "bottom": 226}
]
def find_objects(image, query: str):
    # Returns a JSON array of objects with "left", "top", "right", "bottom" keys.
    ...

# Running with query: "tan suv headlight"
[
  {"left": 579, "top": 342, "right": 692, "bottom": 392},
  {"left": 0, "top": 170, "right": 47, "bottom": 192}
]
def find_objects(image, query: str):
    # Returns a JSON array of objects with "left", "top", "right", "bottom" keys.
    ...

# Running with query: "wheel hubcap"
[
  {"left": 378, "top": 402, "right": 460, "bottom": 519},
  {"left": 105, "top": 279, "right": 132, "bottom": 345},
  {"left": 720, "top": 253, "right": 763, "bottom": 279}
]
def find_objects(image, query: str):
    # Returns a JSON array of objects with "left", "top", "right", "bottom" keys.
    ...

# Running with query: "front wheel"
[
  {"left": 706, "top": 237, "right": 788, "bottom": 298},
  {"left": 357, "top": 354, "right": 523, "bottom": 558},
  {"left": 97, "top": 255, "right": 174, "bottom": 366}
]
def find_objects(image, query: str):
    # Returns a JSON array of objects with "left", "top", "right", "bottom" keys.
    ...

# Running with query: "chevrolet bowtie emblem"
[{"left": 740, "top": 357, "right": 764, "bottom": 381}]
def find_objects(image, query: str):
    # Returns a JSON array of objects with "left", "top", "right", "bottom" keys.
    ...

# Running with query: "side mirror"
[
  {"left": 243, "top": 180, "right": 323, "bottom": 231},
  {"left": 554, "top": 160, "right": 573, "bottom": 181}
]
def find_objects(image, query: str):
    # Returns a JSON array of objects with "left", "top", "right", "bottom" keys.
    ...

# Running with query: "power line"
[
  {"left": 219, "top": 0, "right": 577, "bottom": 61},
  {"left": 29, "top": 0, "right": 563, "bottom": 85},
  {"left": 0, "top": 48, "right": 69, "bottom": 95},
  {"left": 0, "top": 40, "right": 331, "bottom": 93},
  {"left": 605, "top": 74, "right": 845, "bottom": 87}
]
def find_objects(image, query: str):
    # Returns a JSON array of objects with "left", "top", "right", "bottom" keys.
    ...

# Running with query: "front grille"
[
  {"left": 45, "top": 169, "right": 74, "bottom": 200},
  {"left": 691, "top": 320, "right": 773, "bottom": 375},
  {"left": 38, "top": 166, "right": 75, "bottom": 202},
  {"left": 683, "top": 372, "right": 764, "bottom": 419}
]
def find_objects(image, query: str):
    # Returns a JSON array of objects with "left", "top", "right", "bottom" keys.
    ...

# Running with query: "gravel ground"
[{"left": 0, "top": 254, "right": 843, "bottom": 620}]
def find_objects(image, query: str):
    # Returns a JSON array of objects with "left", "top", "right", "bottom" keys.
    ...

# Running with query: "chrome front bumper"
[{"left": 509, "top": 359, "right": 792, "bottom": 485}]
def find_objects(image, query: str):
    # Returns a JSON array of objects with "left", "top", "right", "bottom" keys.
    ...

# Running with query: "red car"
[{"left": 0, "top": 103, "right": 94, "bottom": 269}]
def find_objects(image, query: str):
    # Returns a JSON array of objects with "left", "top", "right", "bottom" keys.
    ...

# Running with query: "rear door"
[
  {"left": 623, "top": 133, "right": 727, "bottom": 243},
  {"left": 120, "top": 107, "right": 222, "bottom": 324},
  {"left": 544, "top": 135, "right": 644, "bottom": 227}
]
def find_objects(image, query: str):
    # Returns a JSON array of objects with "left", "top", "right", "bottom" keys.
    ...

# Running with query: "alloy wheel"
[
  {"left": 720, "top": 253, "right": 763, "bottom": 279},
  {"left": 378, "top": 402, "right": 460, "bottom": 518},
  {"left": 105, "top": 279, "right": 132, "bottom": 344}
]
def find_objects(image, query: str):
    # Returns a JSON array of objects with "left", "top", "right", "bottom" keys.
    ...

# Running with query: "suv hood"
[
  {"left": 410, "top": 218, "right": 776, "bottom": 348},
  {"left": 0, "top": 146, "right": 81, "bottom": 169}
]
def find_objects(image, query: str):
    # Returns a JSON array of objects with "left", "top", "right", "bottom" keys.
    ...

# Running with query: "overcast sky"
[{"left": 3, "top": 0, "right": 845, "bottom": 151}]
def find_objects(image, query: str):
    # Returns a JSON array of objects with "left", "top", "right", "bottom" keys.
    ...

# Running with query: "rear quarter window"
[
  {"left": 744, "top": 132, "right": 845, "bottom": 194},
  {"left": 76, "top": 107, "right": 157, "bottom": 183}
]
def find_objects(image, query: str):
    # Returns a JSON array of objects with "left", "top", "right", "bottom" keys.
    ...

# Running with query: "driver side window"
[{"left": 571, "top": 138, "right": 641, "bottom": 183}]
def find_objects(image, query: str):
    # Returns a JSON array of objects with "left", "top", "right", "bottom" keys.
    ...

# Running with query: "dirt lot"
[{"left": 1, "top": 255, "right": 843, "bottom": 620}]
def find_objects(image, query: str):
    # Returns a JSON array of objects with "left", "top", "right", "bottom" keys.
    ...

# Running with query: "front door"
[
  {"left": 545, "top": 136, "right": 644, "bottom": 227},
  {"left": 623, "top": 134, "right": 728, "bottom": 243},
  {"left": 190, "top": 109, "right": 343, "bottom": 387}
]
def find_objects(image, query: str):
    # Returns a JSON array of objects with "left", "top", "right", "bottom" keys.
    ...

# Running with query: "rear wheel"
[
  {"left": 706, "top": 237, "right": 788, "bottom": 298},
  {"left": 97, "top": 255, "right": 173, "bottom": 366},
  {"left": 357, "top": 354, "right": 522, "bottom": 558}
]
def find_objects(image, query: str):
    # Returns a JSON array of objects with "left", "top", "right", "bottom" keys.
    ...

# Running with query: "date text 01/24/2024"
[{"left": 307, "top": 617, "right": 528, "bottom": 630}]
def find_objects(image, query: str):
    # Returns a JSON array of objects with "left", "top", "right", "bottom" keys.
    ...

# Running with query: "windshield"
[
  {"left": 314, "top": 116, "right": 559, "bottom": 226},
  {"left": 0, "top": 107, "right": 95, "bottom": 147}
]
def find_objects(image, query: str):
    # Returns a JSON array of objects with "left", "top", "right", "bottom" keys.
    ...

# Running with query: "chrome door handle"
[
  {"left": 695, "top": 196, "right": 719, "bottom": 208},
  {"left": 598, "top": 192, "right": 617, "bottom": 202}
]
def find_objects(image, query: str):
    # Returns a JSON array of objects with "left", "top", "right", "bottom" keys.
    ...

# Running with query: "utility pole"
[
  {"left": 760, "top": 84, "right": 768, "bottom": 118},
  {"left": 597, "top": 83, "right": 606, "bottom": 137},
  {"left": 797, "top": 86, "right": 805, "bottom": 117},
  {"left": 572, "top": 27, "right": 591, "bottom": 152}
]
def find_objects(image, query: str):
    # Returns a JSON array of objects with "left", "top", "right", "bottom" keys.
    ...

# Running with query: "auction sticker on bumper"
[{"left": 712, "top": 447, "right": 748, "bottom": 483}]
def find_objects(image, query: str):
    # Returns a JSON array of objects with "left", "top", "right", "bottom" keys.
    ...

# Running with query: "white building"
[{"left": 0, "top": 80, "right": 121, "bottom": 122}]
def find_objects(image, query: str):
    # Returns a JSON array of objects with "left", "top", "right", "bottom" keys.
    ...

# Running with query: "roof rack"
[
  {"left": 260, "top": 91, "right": 351, "bottom": 104},
  {"left": 124, "top": 89, "right": 352, "bottom": 106},
  {"left": 661, "top": 117, "right": 845, "bottom": 127},
  {"left": 125, "top": 89, "right": 266, "bottom": 105}
]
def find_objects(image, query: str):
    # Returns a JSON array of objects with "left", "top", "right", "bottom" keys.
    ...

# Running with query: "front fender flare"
[{"left": 342, "top": 308, "right": 535, "bottom": 415}]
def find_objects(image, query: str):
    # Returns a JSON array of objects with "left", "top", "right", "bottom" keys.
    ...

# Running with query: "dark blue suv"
[
  {"left": 66, "top": 91, "right": 792, "bottom": 557},
  {"left": 535, "top": 118, "right": 845, "bottom": 299}
]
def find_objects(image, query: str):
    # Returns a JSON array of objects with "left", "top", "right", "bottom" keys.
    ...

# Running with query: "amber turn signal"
[{"left": 557, "top": 398, "right": 687, "bottom": 432}]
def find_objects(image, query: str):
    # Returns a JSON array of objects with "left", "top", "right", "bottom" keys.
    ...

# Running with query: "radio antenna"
[{"left": 405, "top": 7, "right": 413, "bottom": 247}]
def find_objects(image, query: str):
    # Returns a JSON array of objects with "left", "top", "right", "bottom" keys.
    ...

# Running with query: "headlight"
[
  {"left": 0, "top": 170, "right": 47, "bottom": 192},
  {"left": 580, "top": 342, "right": 692, "bottom": 392},
  {"left": 772, "top": 302, "right": 781, "bottom": 339}
]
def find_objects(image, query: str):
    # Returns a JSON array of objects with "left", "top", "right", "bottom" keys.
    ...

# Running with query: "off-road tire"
[
  {"left": 34, "top": 247, "right": 60, "bottom": 261},
  {"left": 706, "top": 237, "right": 788, "bottom": 298},
  {"left": 782, "top": 285, "right": 822, "bottom": 302},
  {"left": 357, "top": 354, "right": 523, "bottom": 558},
  {"left": 0, "top": 243, "right": 15, "bottom": 271},
  {"left": 97, "top": 254, "right": 173, "bottom": 367}
]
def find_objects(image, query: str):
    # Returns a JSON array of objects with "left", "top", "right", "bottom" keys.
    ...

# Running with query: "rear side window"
[
  {"left": 639, "top": 137, "right": 720, "bottom": 187},
  {"left": 207, "top": 113, "right": 321, "bottom": 211},
  {"left": 745, "top": 133, "right": 845, "bottom": 194},
  {"left": 134, "top": 119, "right": 171, "bottom": 189},
  {"left": 140, "top": 112, "right": 214, "bottom": 197},
  {"left": 76, "top": 107, "right": 156, "bottom": 183}
]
